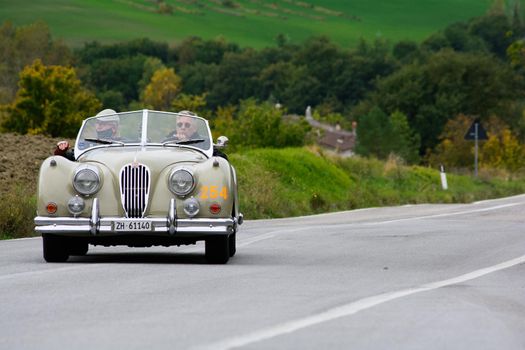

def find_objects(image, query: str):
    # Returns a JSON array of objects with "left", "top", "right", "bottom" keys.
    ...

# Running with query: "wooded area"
[{"left": 1, "top": 5, "right": 525, "bottom": 174}]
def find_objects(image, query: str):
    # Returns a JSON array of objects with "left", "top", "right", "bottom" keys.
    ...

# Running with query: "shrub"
[{"left": 0, "top": 184, "right": 36, "bottom": 239}]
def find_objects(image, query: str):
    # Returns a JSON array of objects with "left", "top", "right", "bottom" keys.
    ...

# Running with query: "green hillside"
[{"left": 0, "top": 0, "right": 492, "bottom": 48}]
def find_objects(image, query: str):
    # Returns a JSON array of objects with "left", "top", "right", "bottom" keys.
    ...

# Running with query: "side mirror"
[{"left": 215, "top": 136, "right": 229, "bottom": 149}]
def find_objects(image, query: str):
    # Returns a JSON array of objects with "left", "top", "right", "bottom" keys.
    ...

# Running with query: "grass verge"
[{"left": 2, "top": 146, "right": 525, "bottom": 239}]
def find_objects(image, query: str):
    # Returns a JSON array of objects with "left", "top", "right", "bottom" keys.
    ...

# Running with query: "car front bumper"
[{"left": 34, "top": 198, "right": 239, "bottom": 237}]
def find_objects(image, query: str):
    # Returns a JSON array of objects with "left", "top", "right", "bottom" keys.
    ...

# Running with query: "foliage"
[
  {"left": 141, "top": 67, "right": 182, "bottom": 110},
  {"left": 172, "top": 93, "right": 208, "bottom": 115},
  {"left": 355, "top": 107, "right": 420, "bottom": 163},
  {"left": 3, "top": 59, "right": 101, "bottom": 137},
  {"left": 213, "top": 99, "right": 310, "bottom": 151},
  {"left": 0, "top": 21, "right": 72, "bottom": 104},
  {"left": 0, "top": 185, "right": 36, "bottom": 239},
  {"left": 389, "top": 110, "right": 421, "bottom": 163},
  {"left": 231, "top": 147, "right": 525, "bottom": 219},
  {"left": 427, "top": 114, "right": 475, "bottom": 169},
  {"left": 83, "top": 55, "right": 149, "bottom": 105},
  {"left": 356, "top": 106, "right": 394, "bottom": 159},
  {"left": 481, "top": 128, "right": 525, "bottom": 173},
  {"left": 4, "top": 141, "right": 525, "bottom": 238},
  {"left": 368, "top": 49, "right": 523, "bottom": 153}
]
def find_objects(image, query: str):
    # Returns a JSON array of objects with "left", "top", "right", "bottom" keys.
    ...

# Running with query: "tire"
[
  {"left": 42, "top": 234, "right": 69, "bottom": 262},
  {"left": 68, "top": 239, "right": 89, "bottom": 256},
  {"left": 228, "top": 232, "right": 236, "bottom": 257},
  {"left": 205, "top": 236, "right": 230, "bottom": 264}
]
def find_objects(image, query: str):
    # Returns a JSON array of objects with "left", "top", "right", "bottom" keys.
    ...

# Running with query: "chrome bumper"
[{"left": 35, "top": 198, "right": 239, "bottom": 236}]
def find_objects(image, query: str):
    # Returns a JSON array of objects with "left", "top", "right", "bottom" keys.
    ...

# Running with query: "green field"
[{"left": 0, "top": 0, "right": 492, "bottom": 48}]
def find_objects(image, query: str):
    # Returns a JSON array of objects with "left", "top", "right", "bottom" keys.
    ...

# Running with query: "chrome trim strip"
[{"left": 35, "top": 216, "right": 234, "bottom": 235}]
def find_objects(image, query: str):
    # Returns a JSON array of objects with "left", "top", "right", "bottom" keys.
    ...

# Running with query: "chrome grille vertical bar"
[
  {"left": 120, "top": 163, "right": 151, "bottom": 218},
  {"left": 132, "top": 166, "right": 135, "bottom": 218}
]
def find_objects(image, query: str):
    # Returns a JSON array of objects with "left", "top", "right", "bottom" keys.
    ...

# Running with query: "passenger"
[
  {"left": 93, "top": 113, "right": 120, "bottom": 140},
  {"left": 54, "top": 109, "right": 118, "bottom": 161}
]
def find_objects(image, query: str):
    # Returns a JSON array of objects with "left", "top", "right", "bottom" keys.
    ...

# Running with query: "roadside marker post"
[{"left": 440, "top": 164, "right": 448, "bottom": 190}]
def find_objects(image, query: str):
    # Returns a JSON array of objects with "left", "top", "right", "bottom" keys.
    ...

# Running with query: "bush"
[{"left": 0, "top": 185, "right": 36, "bottom": 239}]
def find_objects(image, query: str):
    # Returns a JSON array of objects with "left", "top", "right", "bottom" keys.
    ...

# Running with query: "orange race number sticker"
[{"left": 200, "top": 185, "right": 228, "bottom": 200}]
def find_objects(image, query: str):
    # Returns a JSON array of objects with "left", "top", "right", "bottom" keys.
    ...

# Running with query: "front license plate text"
[{"left": 114, "top": 220, "right": 152, "bottom": 231}]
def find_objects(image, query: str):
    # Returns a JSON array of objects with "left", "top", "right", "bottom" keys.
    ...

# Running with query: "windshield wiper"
[
  {"left": 84, "top": 138, "right": 125, "bottom": 145},
  {"left": 162, "top": 138, "right": 205, "bottom": 146}
]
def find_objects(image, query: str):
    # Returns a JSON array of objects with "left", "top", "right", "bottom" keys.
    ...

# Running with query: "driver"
[
  {"left": 166, "top": 111, "right": 200, "bottom": 142},
  {"left": 164, "top": 111, "right": 210, "bottom": 150}
]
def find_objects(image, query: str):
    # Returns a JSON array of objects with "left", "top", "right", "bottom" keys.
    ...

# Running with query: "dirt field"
[{"left": 0, "top": 133, "right": 70, "bottom": 194}]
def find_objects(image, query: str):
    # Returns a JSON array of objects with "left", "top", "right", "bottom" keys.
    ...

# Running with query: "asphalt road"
[{"left": 1, "top": 195, "right": 525, "bottom": 350}]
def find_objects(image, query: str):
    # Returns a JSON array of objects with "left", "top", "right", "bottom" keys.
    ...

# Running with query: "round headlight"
[
  {"left": 73, "top": 168, "right": 100, "bottom": 195},
  {"left": 169, "top": 169, "right": 195, "bottom": 196}
]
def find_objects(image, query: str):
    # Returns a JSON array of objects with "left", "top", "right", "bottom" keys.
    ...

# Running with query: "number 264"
[{"left": 200, "top": 186, "right": 228, "bottom": 200}]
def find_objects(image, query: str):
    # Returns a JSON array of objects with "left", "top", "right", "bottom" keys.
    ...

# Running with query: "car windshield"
[{"left": 75, "top": 110, "right": 213, "bottom": 157}]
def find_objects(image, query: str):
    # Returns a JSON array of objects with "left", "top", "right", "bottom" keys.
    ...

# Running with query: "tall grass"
[
  {"left": 2, "top": 146, "right": 525, "bottom": 239},
  {"left": 231, "top": 147, "right": 525, "bottom": 219},
  {"left": 0, "top": 184, "right": 36, "bottom": 239}
]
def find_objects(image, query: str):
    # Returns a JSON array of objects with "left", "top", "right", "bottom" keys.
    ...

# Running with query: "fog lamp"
[
  {"left": 183, "top": 197, "right": 200, "bottom": 217},
  {"left": 67, "top": 195, "right": 85, "bottom": 215}
]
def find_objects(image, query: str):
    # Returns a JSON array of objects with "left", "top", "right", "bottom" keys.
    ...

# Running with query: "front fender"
[{"left": 36, "top": 156, "right": 122, "bottom": 217}]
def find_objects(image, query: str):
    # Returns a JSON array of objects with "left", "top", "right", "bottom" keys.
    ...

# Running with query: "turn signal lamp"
[
  {"left": 209, "top": 203, "right": 221, "bottom": 214},
  {"left": 46, "top": 202, "right": 58, "bottom": 214}
]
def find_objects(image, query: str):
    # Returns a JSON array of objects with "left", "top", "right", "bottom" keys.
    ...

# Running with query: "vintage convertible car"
[{"left": 34, "top": 109, "right": 242, "bottom": 264}]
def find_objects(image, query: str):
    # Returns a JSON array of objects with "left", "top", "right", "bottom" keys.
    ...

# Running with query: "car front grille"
[{"left": 119, "top": 163, "right": 151, "bottom": 218}]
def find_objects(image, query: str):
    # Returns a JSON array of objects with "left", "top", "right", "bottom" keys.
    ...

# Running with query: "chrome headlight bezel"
[
  {"left": 168, "top": 168, "right": 196, "bottom": 196},
  {"left": 72, "top": 165, "right": 101, "bottom": 196}
]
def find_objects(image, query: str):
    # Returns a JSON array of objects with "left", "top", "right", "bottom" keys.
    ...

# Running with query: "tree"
[
  {"left": 141, "top": 67, "right": 182, "bottom": 110},
  {"left": 389, "top": 111, "right": 421, "bottom": 163},
  {"left": 481, "top": 128, "right": 525, "bottom": 172},
  {"left": 4, "top": 59, "right": 101, "bottom": 137},
  {"left": 367, "top": 49, "right": 522, "bottom": 153},
  {"left": 355, "top": 106, "right": 394, "bottom": 159},
  {"left": 212, "top": 99, "right": 309, "bottom": 150},
  {"left": 426, "top": 114, "right": 475, "bottom": 169},
  {"left": 0, "top": 21, "right": 72, "bottom": 103},
  {"left": 86, "top": 55, "right": 148, "bottom": 105},
  {"left": 172, "top": 93, "right": 207, "bottom": 115}
]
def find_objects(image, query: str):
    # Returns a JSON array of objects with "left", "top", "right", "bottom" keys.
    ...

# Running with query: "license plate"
[{"left": 113, "top": 220, "right": 152, "bottom": 232}]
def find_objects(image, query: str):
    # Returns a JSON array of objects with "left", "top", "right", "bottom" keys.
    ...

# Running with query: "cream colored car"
[{"left": 35, "top": 110, "right": 242, "bottom": 264}]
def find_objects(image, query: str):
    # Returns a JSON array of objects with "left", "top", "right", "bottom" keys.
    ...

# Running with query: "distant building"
[{"left": 305, "top": 106, "right": 356, "bottom": 157}]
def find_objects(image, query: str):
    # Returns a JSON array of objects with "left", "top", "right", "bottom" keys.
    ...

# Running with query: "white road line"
[
  {"left": 195, "top": 254, "right": 525, "bottom": 350},
  {"left": 365, "top": 202, "right": 522, "bottom": 225}
]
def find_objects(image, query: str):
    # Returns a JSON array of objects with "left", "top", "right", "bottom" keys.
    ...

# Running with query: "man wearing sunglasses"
[
  {"left": 174, "top": 114, "right": 198, "bottom": 142},
  {"left": 163, "top": 110, "right": 215, "bottom": 151}
]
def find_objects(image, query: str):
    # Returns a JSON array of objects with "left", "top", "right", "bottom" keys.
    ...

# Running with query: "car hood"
[{"left": 77, "top": 146, "right": 207, "bottom": 169}]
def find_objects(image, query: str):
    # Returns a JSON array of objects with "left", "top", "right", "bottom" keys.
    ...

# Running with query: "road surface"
[{"left": 1, "top": 194, "right": 524, "bottom": 349}]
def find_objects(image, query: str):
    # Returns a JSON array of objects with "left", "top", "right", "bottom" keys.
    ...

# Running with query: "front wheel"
[
  {"left": 42, "top": 235, "right": 69, "bottom": 262},
  {"left": 205, "top": 236, "right": 229, "bottom": 264}
]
